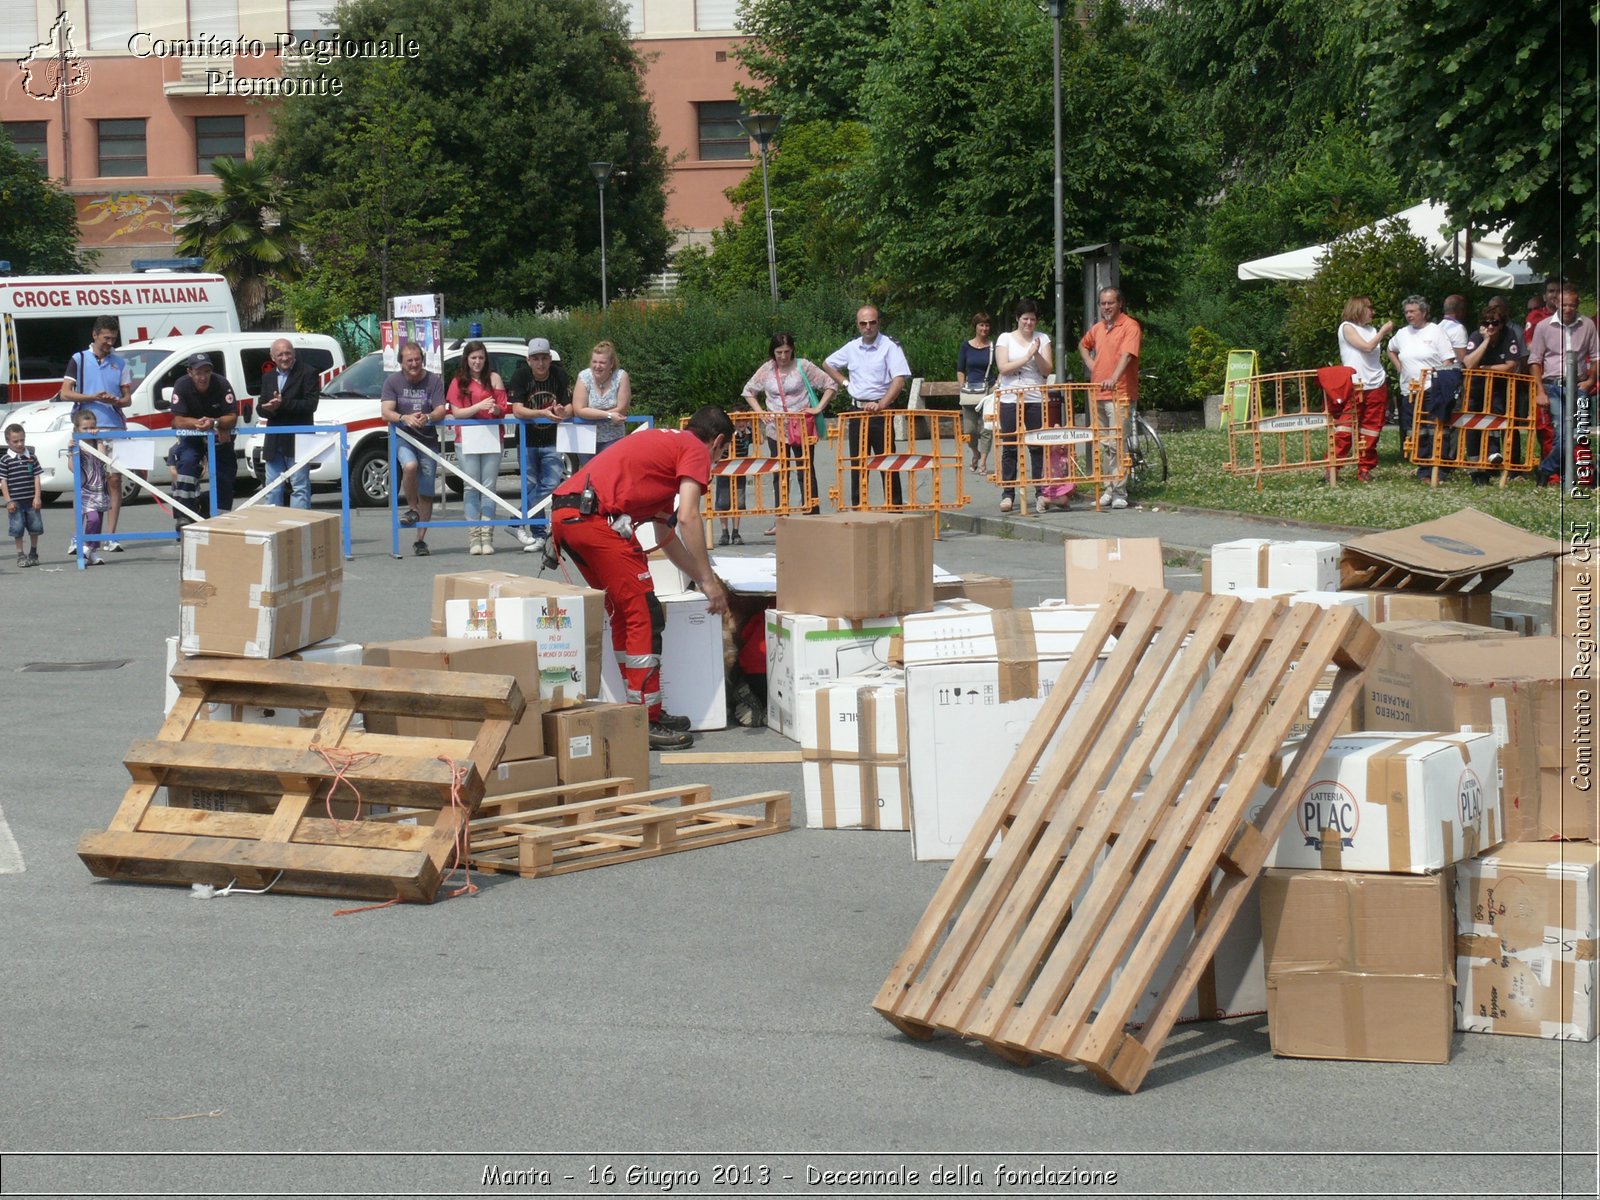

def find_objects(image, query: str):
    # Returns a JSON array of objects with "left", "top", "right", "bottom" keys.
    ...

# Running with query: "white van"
[
  {"left": 4, "top": 332, "right": 344, "bottom": 499},
  {"left": 0, "top": 273, "right": 240, "bottom": 405}
]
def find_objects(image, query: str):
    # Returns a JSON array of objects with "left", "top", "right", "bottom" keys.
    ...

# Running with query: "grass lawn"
[{"left": 1137, "top": 427, "right": 1590, "bottom": 536}]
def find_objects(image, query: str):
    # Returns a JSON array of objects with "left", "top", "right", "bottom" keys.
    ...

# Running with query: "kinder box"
[
  {"left": 444, "top": 592, "right": 601, "bottom": 707},
  {"left": 797, "top": 668, "right": 909, "bottom": 830},
  {"left": 1260, "top": 869, "right": 1455, "bottom": 1063},
  {"left": 765, "top": 611, "right": 902, "bottom": 739},
  {"left": 777, "top": 512, "right": 934, "bottom": 619},
  {"left": 179, "top": 507, "right": 342, "bottom": 658},
  {"left": 541, "top": 703, "right": 649, "bottom": 789},
  {"left": 431, "top": 571, "right": 605, "bottom": 700},
  {"left": 1455, "top": 841, "right": 1599, "bottom": 1042},
  {"left": 1258, "top": 732, "right": 1502, "bottom": 873},
  {"left": 362, "top": 637, "right": 544, "bottom": 763},
  {"left": 1063, "top": 537, "right": 1164, "bottom": 605},
  {"left": 1362, "top": 620, "right": 1520, "bottom": 730},
  {"left": 163, "top": 635, "right": 364, "bottom": 719}
]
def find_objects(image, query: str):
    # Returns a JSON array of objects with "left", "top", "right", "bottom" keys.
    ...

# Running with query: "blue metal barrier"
[
  {"left": 231, "top": 423, "right": 354, "bottom": 560},
  {"left": 68, "top": 427, "right": 215, "bottom": 569}
]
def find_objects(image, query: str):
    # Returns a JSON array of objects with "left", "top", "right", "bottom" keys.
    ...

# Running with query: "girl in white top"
[
  {"left": 571, "top": 340, "right": 631, "bottom": 462},
  {"left": 742, "top": 330, "right": 836, "bottom": 526},
  {"left": 1334, "top": 296, "right": 1395, "bottom": 481},
  {"left": 993, "top": 298, "right": 1053, "bottom": 511}
]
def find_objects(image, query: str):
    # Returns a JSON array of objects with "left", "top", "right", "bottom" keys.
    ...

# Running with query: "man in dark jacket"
[{"left": 258, "top": 338, "right": 321, "bottom": 508}]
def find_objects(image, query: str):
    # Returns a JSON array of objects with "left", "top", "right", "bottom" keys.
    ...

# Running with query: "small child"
[
  {"left": 71, "top": 410, "right": 109, "bottom": 565},
  {"left": 714, "top": 426, "right": 751, "bottom": 546},
  {"left": 1, "top": 422, "right": 43, "bottom": 567}
]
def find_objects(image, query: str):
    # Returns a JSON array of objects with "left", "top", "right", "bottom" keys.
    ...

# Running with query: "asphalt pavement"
[{"left": 0, "top": 467, "right": 1592, "bottom": 1199}]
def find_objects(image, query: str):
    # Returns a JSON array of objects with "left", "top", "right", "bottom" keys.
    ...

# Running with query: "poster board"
[{"left": 1224, "top": 349, "right": 1258, "bottom": 425}]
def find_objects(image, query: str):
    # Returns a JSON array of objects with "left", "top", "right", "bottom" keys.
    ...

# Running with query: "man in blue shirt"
[
  {"left": 60, "top": 316, "right": 133, "bottom": 553},
  {"left": 824, "top": 305, "right": 911, "bottom": 507}
]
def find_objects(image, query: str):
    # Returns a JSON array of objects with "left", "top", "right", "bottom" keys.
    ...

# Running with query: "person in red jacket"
[{"left": 548, "top": 406, "right": 732, "bottom": 750}]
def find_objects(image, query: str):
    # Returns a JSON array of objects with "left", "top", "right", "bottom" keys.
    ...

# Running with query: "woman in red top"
[{"left": 447, "top": 341, "right": 509, "bottom": 555}]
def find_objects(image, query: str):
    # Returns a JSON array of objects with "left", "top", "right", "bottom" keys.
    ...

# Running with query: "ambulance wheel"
[{"left": 350, "top": 441, "right": 390, "bottom": 507}]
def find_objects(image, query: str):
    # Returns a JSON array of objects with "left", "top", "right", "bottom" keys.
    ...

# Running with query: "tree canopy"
[
  {"left": 732, "top": 0, "right": 884, "bottom": 123},
  {"left": 0, "top": 132, "right": 87, "bottom": 274},
  {"left": 265, "top": 0, "right": 671, "bottom": 312},
  {"left": 175, "top": 157, "right": 301, "bottom": 329}
]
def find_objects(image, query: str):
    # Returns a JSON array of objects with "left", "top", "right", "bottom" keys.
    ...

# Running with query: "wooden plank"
[
  {"left": 181, "top": 720, "right": 478, "bottom": 763},
  {"left": 137, "top": 805, "right": 437, "bottom": 851},
  {"left": 657, "top": 751, "right": 804, "bottom": 765},
  {"left": 170, "top": 658, "right": 525, "bottom": 722}
]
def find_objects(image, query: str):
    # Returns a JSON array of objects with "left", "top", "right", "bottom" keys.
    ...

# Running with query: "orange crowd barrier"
[
  {"left": 1224, "top": 369, "right": 1358, "bottom": 487},
  {"left": 1407, "top": 368, "right": 1541, "bottom": 486},
  {"left": 828, "top": 409, "right": 968, "bottom": 532}
]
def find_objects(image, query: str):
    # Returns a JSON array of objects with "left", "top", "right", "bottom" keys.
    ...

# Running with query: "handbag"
[
  {"left": 959, "top": 344, "right": 996, "bottom": 406},
  {"left": 980, "top": 390, "right": 998, "bottom": 427},
  {"left": 797, "top": 364, "right": 824, "bottom": 442}
]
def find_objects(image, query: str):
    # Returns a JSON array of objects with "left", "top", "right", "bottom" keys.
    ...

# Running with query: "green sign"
[{"left": 1223, "top": 350, "right": 1258, "bottom": 425}]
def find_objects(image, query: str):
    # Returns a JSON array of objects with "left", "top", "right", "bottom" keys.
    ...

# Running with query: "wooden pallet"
[
  {"left": 456, "top": 781, "right": 791, "bottom": 878},
  {"left": 77, "top": 658, "right": 524, "bottom": 903},
  {"left": 872, "top": 586, "right": 1378, "bottom": 1093}
]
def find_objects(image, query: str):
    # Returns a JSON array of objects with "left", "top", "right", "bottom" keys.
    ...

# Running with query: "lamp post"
[
  {"left": 589, "top": 160, "right": 614, "bottom": 309},
  {"left": 1045, "top": 1, "right": 1066, "bottom": 366},
  {"left": 737, "top": 113, "right": 782, "bottom": 304}
]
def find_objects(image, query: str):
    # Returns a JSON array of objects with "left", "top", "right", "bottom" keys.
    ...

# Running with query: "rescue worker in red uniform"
[{"left": 548, "top": 406, "right": 732, "bottom": 749}]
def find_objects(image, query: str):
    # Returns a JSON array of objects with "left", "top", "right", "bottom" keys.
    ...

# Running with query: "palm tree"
[{"left": 175, "top": 157, "right": 301, "bottom": 330}]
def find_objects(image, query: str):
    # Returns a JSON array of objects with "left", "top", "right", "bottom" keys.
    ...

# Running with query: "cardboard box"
[
  {"left": 482, "top": 756, "right": 560, "bottom": 799},
  {"left": 1362, "top": 620, "right": 1520, "bottom": 730},
  {"left": 1341, "top": 508, "right": 1564, "bottom": 592},
  {"left": 1553, "top": 550, "right": 1597, "bottom": 640},
  {"left": 1490, "top": 610, "right": 1539, "bottom": 637},
  {"left": 164, "top": 635, "right": 364, "bottom": 719},
  {"left": 658, "top": 592, "right": 727, "bottom": 731},
  {"left": 431, "top": 571, "right": 605, "bottom": 703},
  {"left": 362, "top": 637, "right": 544, "bottom": 763},
  {"left": 1511, "top": 637, "right": 1598, "bottom": 841},
  {"left": 1260, "top": 732, "right": 1502, "bottom": 873},
  {"left": 765, "top": 611, "right": 903, "bottom": 739},
  {"left": 1266, "top": 661, "right": 1360, "bottom": 741},
  {"left": 1124, "top": 869, "right": 1267, "bottom": 1027},
  {"left": 1211, "top": 538, "right": 1338, "bottom": 593},
  {"left": 1361, "top": 590, "right": 1492, "bottom": 626},
  {"left": 1260, "top": 869, "right": 1455, "bottom": 1063},
  {"left": 443, "top": 592, "right": 602, "bottom": 707},
  {"left": 776, "top": 513, "right": 933, "bottom": 619},
  {"left": 541, "top": 703, "right": 648, "bottom": 789},
  {"left": 797, "top": 668, "right": 909, "bottom": 830},
  {"left": 1210, "top": 537, "right": 1275, "bottom": 593},
  {"left": 179, "top": 507, "right": 342, "bottom": 659},
  {"left": 933, "top": 573, "right": 1013, "bottom": 609},
  {"left": 1063, "top": 537, "right": 1165, "bottom": 605},
  {"left": 1455, "top": 841, "right": 1599, "bottom": 1041}
]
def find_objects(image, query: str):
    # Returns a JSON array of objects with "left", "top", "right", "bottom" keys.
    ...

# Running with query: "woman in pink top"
[
  {"left": 742, "top": 331, "right": 837, "bottom": 532},
  {"left": 447, "top": 340, "right": 509, "bottom": 555}
]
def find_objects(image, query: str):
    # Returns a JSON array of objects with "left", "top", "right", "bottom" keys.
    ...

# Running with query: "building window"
[
  {"left": 188, "top": 0, "right": 240, "bottom": 39},
  {"left": 287, "top": 0, "right": 335, "bottom": 39},
  {"left": 695, "top": 0, "right": 738, "bottom": 31},
  {"left": 195, "top": 116, "right": 246, "bottom": 172},
  {"left": 696, "top": 101, "right": 748, "bottom": 162},
  {"left": 97, "top": 118, "right": 147, "bottom": 177},
  {"left": 0, "top": 8, "right": 37, "bottom": 52},
  {"left": 4, "top": 122, "right": 48, "bottom": 165},
  {"left": 87, "top": 0, "right": 138, "bottom": 51}
]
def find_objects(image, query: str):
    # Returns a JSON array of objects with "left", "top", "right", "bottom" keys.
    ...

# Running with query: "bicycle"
[{"left": 1123, "top": 372, "right": 1169, "bottom": 487}]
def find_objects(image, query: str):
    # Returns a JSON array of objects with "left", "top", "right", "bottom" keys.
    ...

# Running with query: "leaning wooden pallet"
[
  {"left": 77, "top": 658, "right": 524, "bottom": 904},
  {"left": 872, "top": 586, "right": 1378, "bottom": 1093}
]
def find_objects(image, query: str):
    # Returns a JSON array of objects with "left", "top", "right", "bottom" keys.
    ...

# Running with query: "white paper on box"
[
  {"left": 444, "top": 595, "right": 591, "bottom": 705},
  {"left": 1258, "top": 731, "right": 1502, "bottom": 873},
  {"left": 568, "top": 735, "right": 593, "bottom": 759},
  {"left": 765, "top": 611, "right": 902, "bottom": 739},
  {"left": 1267, "top": 540, "right": 1342, "bottom": 592},
  {"left": 110, "top": 437, "right": 156, "bottom": 472},
  {"left": 295, "top": 431, "right": 341, "bottom": 466}
]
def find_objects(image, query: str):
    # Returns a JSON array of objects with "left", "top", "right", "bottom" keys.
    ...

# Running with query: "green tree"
[
  {"left": 174, "top": 156, "right": 301, "bottom": 329},
  {"left": 265, "top": 0, "right": 671, "bottom": 312},
  {"left": 732, "top": 0, "right": 885, "bottom": 123},
  {"left": 1362, "top": 0, "right": 1598, "bottom": 273},
  {"left": 0, "top": 132, "right": 88, "bottom": 273}
]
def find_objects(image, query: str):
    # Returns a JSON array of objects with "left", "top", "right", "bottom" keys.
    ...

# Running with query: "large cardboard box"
[
  {"left": 765, "top": 611, "right": 902, "bottom": 739},
  {"left": 1340, "top": 508, "right": 1564, "bottom": 593},
  {"left": 163, "top": 635, "right": 364, "bottom": 719},
  {"left": 776, "top": 513, "right": 933, "bottom": 619},
  {"left": 541, "top": 703, "right": 649, "bottom": 789},
  {"left": 362, "top": 637, "right": 544, "bottom": 763},
  {"left": 933, "top": 573, "right": 1013, "bottom": 609},
  {"left": 796, "top": 668, "right": 909, "bottom": 830},
  {"left": 1455, "top": 841, "right": 1599, "bottom": 1041},
  {"left": 179, "top": 507, "right": 342, "bottom": 659},
  {"left": 431, "top": 571, "right": 605, "bottom": 704},
  {"left": 1063, "top": 537, "right": 1165, "bottom": 605},
  {"left": 1362, "top": 620, "right": 1520, "bottom": 729},
  {"left": 1260, "top": 869, "right": 1455, "bottom": 1063},
  {"left": 1553, "top": 550, "right": 1597, "bottom": 641},
  {"left": 1259, "top": 732, "right": 1502, "bottom": 873},
  {"left": 1509, "top": 637, "right": 1598, "bottom": 841},
  {"left": 482, "top": 756, "right": 560, "bottom": 799}
]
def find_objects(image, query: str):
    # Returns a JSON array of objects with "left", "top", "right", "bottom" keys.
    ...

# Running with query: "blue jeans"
[
  {"left": 8, "top": 503, "right": 43, "bottom": 539},
  {"left": 521, "top": 444, "right": 564, "bottom": 528},
  {"left": 1540, "top": 380, "right": 1567, "bottom": 479},
  {"left": 264, "top": 451, "right": 312, "bottom": 508},
  {"left": 461, "top": 452, "right": 499, "bottom": 522},
  {"left": 395, "top": 437, "right": 438, "bottom": 497}
]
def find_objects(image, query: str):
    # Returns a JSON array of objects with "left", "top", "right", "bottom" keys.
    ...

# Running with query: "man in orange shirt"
[{"left": 1078, "top": 287, "right": 1142, "bottom": 509}]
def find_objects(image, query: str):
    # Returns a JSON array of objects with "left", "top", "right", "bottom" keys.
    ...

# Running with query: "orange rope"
[
  {"left": 310, "top": 745, "right": 381, "bottom": 835},
  {"left": 437, "top": 755, "right": 477, "bottom": 899}
]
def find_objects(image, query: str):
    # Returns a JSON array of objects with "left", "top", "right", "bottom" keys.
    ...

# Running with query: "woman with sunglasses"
[{"left": 1462, "top": 297, "right": 1528, "bottom": 480}]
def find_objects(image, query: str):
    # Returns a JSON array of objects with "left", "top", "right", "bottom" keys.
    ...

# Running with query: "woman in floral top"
[{"left": 741, "top": 331, "right": 836, "bottom": 532}]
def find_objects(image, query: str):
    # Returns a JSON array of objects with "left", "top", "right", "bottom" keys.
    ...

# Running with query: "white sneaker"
[
  {"left": 88, "top": 551, "right": 106, "bottom": 566},
  {"left": 104, "top": 540, "right": 123, "bottom": 552},
  {"left": 65, "top": 538, "right": 76, "bottom": 557},
  {"left": 1097, "top": 490, "right": 1115, "bottom": 507},
  {"left": 514, "top": 527, "right": 535, "bottom": 547},
  {"left": 1035, "top": 494, "right": 1047, "bottom": 515},
  {"left": 1110, "top": 496, "right": 1129, "bottom": 510},
  {"left": 523, "top": 535, "right": 545, "bottom": 555}
]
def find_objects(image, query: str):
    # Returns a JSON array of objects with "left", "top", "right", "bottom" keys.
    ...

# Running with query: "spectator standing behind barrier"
[
  {"left": 1529, "top": 284, "right": 1600, "bottom": 487},
  {"left": 1390, "top": 295, "right": 1463, "bottom": 478},
  {"left": 1334, "top": 297, "right": 1394, "bottom": 483},
  {"left": 547, "top": 407, "right": 733, "bottom": 751},
  {"left": 257, "top": 338, "right": 321, "bottom": 509},
  {"left": 169, "top": 352, "right": 239, "bottom": 529},
  {"left": 995, "top": 298, "right": 1052, "bottom": 514},
  {"left": 507, "top": 337, "right": 572, "bottom": 555},
  {"left": 571, "top": 341, "right": 631, "bottom": 466},
  {"left": 1524, "top": 277, "right": 1565, "bottom": 344},
  {"left": 957, "top": 313, "right": 998, "bottom": 474},
  {"left": 1461, "top": 296, "right": 1526, "bottom": 483},
  {"left": 60, "top": 316, "right": 132, "bottom": 554},
  {"left": 70, "top": 411, "right": 109, "bottom": 565},
  {"left": 381, "top": 342, "right": 449, "bottom": 558},
  {"left": 1079, "top": 287, "right": 1141, "bottom": 508},
  {"left": 448, "top": 340, "right": 509, "bottom": 556},
  {"left": 824, "top": 306, "right": 911, "bottom": 508},
  {"left": 3, "top": 422, "right": 44, "bottom": 567},
  {"left": 742, "top": 331, "right": 835, "bottom": 532}
]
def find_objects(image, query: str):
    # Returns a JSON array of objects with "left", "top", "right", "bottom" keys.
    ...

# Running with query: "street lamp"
[
  {"left": 737, "top": 112, "right": 782, "bottom": 304},
  {"left": 1044, "top": 1, "right": 1066, "bottom": 366},
  {"left": 589, "top": 160, "right": 614, "bottom": 308}
]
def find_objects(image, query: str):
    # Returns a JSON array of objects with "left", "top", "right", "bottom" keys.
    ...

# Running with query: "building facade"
[{"left": 2, "top": 0, "right": 752, "bottom": 272}]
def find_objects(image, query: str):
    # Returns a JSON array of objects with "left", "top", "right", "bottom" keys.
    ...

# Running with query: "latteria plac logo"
[{"left": 17, "top": 14, "right": 90, "bottom": 100}]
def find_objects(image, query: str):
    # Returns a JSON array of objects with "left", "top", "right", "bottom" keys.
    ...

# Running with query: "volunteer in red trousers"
[{"left": 547, "top": 406, "right": 733, "bottom": 750}]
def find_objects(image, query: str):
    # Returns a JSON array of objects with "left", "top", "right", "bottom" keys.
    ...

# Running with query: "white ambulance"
[{"left": 0, "top": 273, "right": 240, "bottom": 405}]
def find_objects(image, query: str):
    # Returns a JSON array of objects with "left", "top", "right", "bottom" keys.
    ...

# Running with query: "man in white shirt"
[
  {"left": 823, "top": 305, "right": 911, "bottom": 507},
  {"left": 1388, "top": 295, "right": 1460, "bottom": 478}
]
